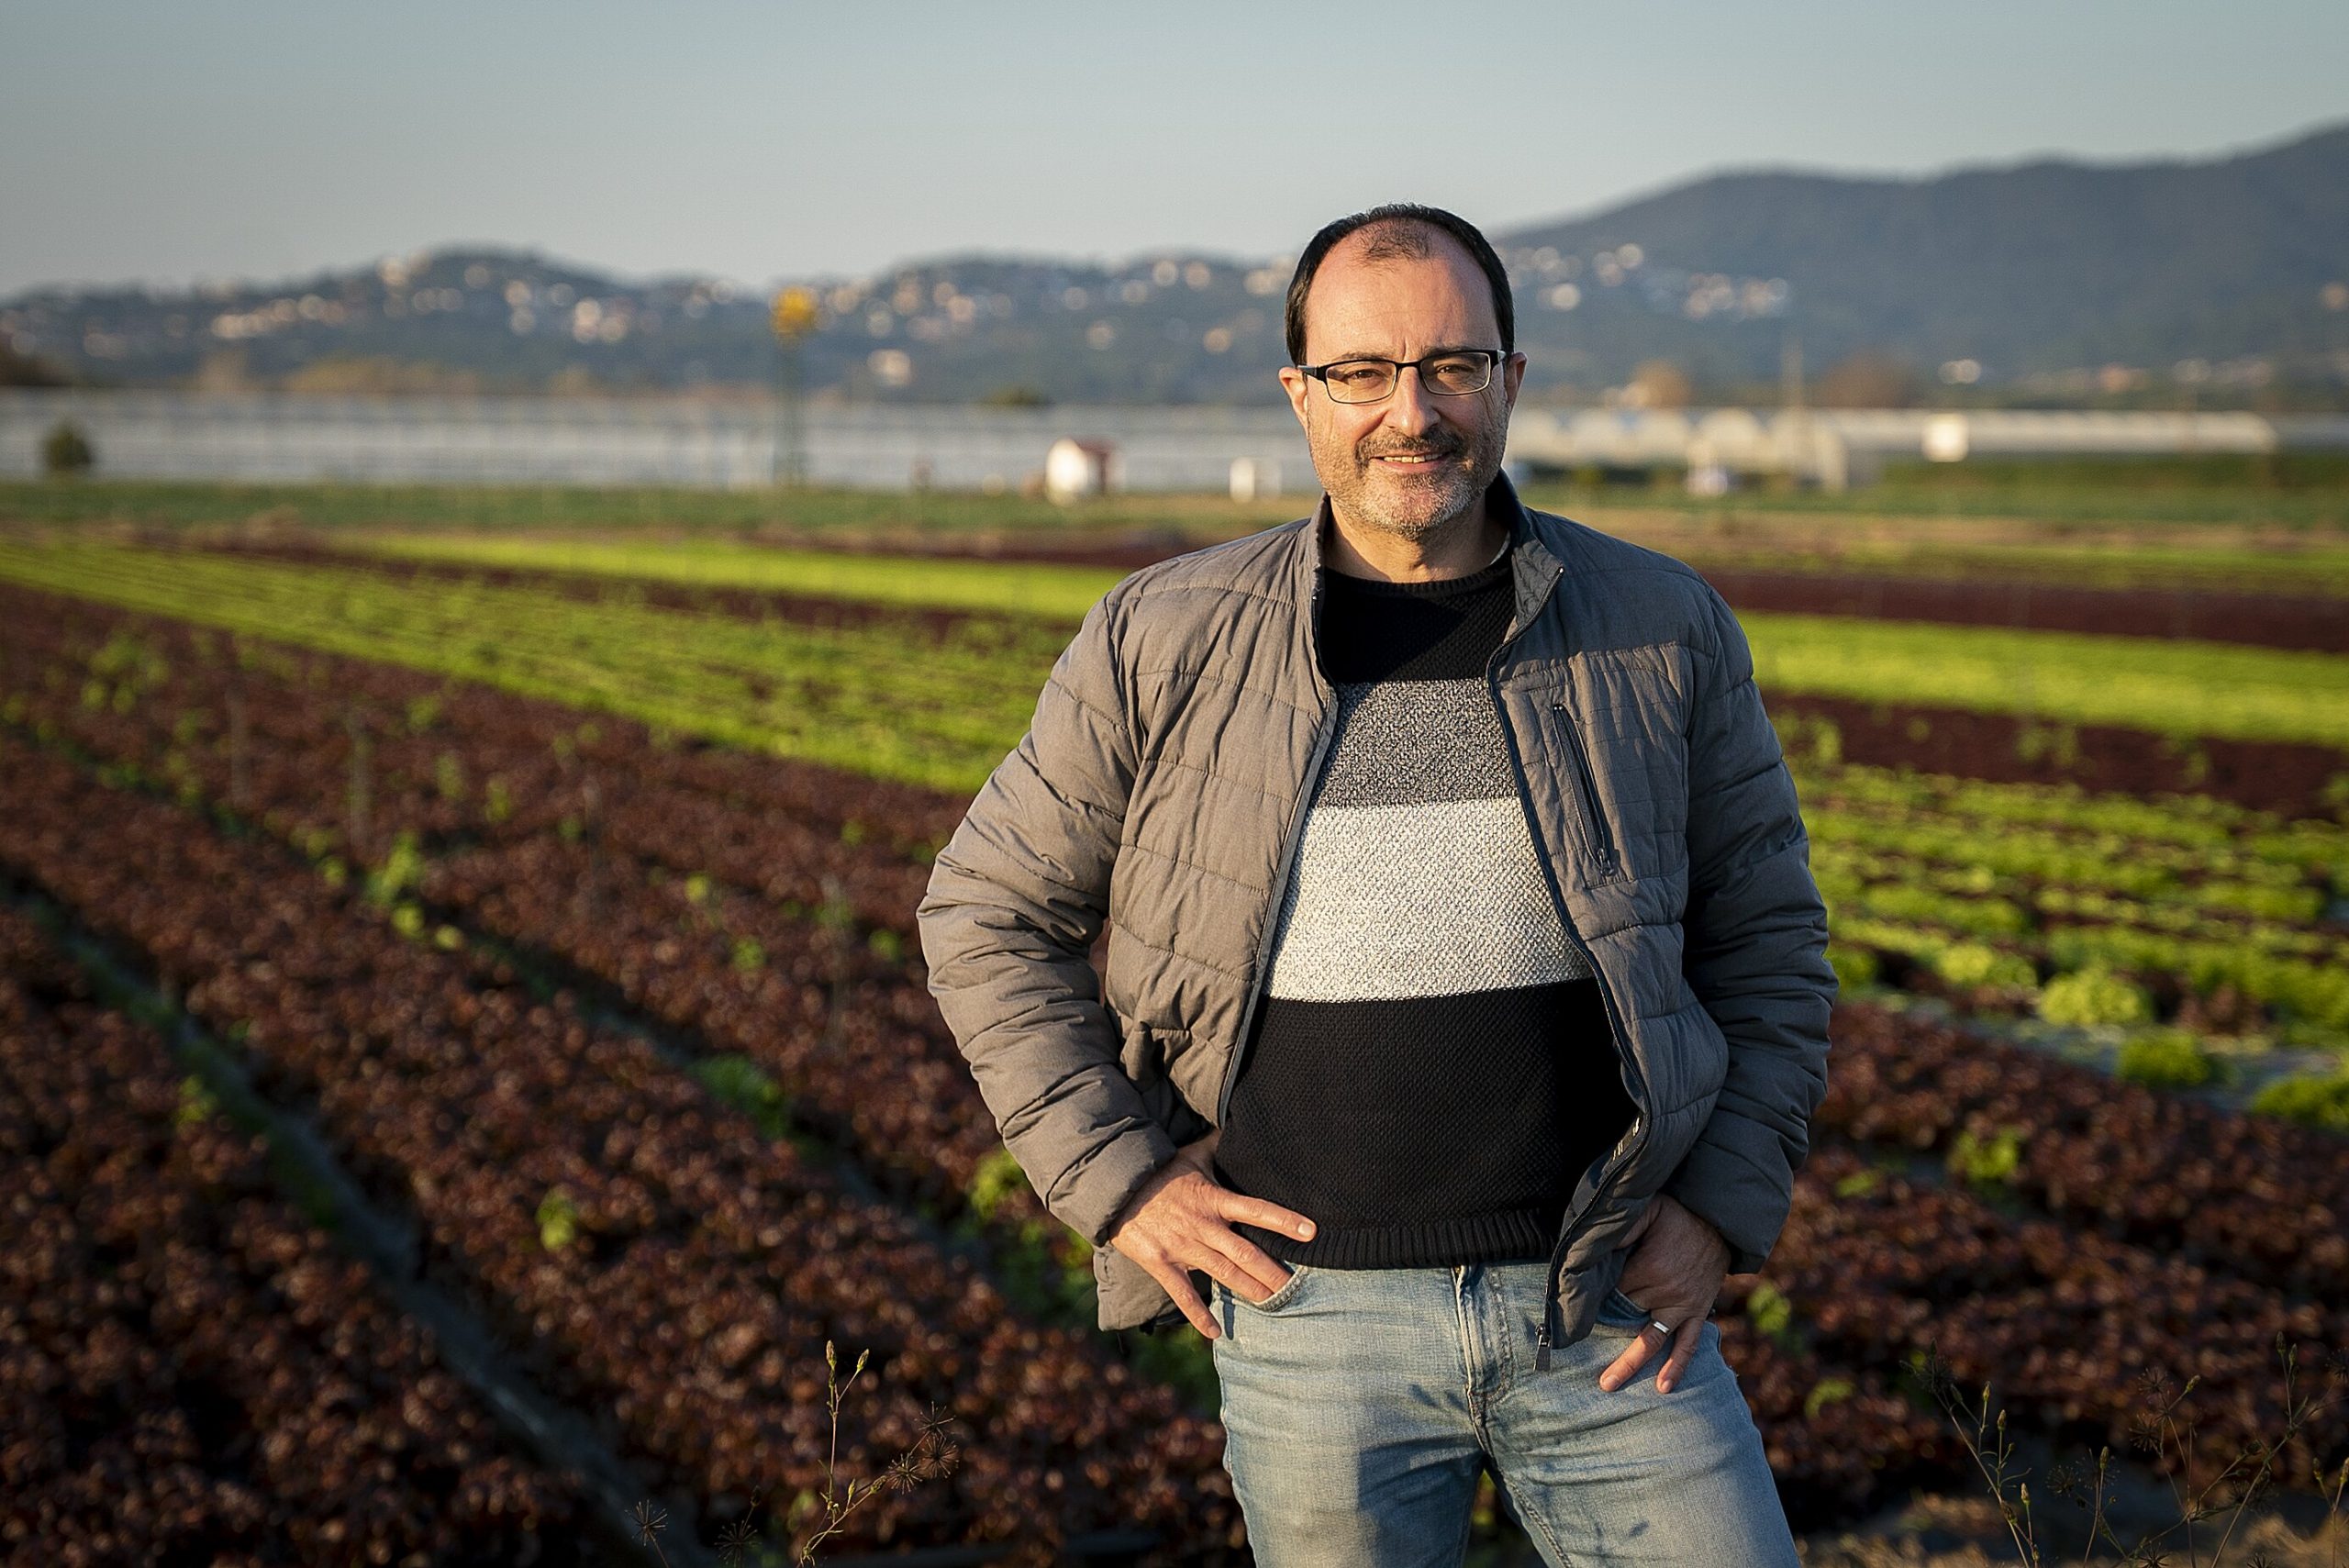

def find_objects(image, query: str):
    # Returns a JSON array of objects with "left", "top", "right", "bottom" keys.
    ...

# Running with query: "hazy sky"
[{"left": 5, "top": 0, "right": 2343, "bottom": 296}]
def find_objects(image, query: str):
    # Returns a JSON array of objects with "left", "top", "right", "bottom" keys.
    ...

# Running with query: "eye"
[
  {"left": 1423, "top": 355, "right": 1486, "bottom": 390},
  {"left": 1327, "top": 361, "right": 1388, "bottom": 389}
]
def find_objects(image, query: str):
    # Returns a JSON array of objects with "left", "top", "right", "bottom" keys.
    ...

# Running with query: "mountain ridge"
[{"left": 6, "top": 120, "right": 2343, "bottom": 405}]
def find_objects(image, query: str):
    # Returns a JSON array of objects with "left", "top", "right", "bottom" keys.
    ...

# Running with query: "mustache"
[{"left": 1358, "top": 436, "right": 1465, "bottom": 461}]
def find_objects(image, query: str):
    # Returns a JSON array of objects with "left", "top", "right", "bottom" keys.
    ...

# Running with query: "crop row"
[
  {"left": 334, "top": 527, "right": 2349, "bottom": 644},
  {"left": 7, "top": 540, "right": 2349, "bottom": 785},
  {"left": 1753, "top": 1143, "right": 2346, "bottom": 1484},
  {"left": 0, "top": 541, "right": 1048, "bottom": 792},
  {"left": 0, "top": 695, "right": 1976, "bottom": 1527},
  {"left": 27, "top": 578, "right": 2349, "bottom": 1087},
  {"left": 10, "top": 584, "right": 2348, "bottom": 1268},
  {"left": 343, "top": 803, "right": 2349, "bottom": 1504},
  {"left": 0, "top": 586, "right": 1988, "bottom": 1517},
  {"left": 19, "top": 606, "right": 2349, "bottom": 1520},
  {"left": 1772, "top": 694, "right": 2349, "bottom": 825},
  {"left": 320, "top": 532, "right": 2349, "bottom": 659},
  {"left": 1694, "top": 565, "right": 2349, "bottom": 653},
  {"left": 19, "top": 578, "right": 2343, "bottom": 965},
  {"left": 341, "top": 531, "right": 1120, "bottom": 621},
  {"left": 0, "top": 903, "right": 587, "bottom": 1565},
  {"left": 7, "top": 581, "right": 952, "bottom": 885},
  {"left": 1788, "top": 751, "right": 2345, "bottom": 891},
  {"left": 2, "top": 584, "right": 1961, "bottom": 1480},
  {"left": 3, "top": 592, "right": 1103, "bottom": 1288},
  {"left": 1816, "top": 1005, "right": 2349, "bottom": 1304},
  {"left": 214, "top": 538, "right": 1025, "bottom": 643},
  {"left": 1619, "top": 528, "right": 2349, "bottom": 601},
  {"left": 0, "top": 732, "right": 1240, "bottom": 1559}
]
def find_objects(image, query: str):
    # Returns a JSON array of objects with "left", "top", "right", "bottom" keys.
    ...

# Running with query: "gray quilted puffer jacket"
[{"left": 917, "top": 474, "right": 1835, "bottom": 1366}]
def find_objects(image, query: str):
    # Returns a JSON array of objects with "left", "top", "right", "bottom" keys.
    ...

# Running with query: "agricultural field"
[{"left": 2, "top": 475, "right": 2346, "bottom": 1564}]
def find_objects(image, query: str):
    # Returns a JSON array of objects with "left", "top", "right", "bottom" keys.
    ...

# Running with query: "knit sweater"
[{"left": 1212, "top": 550, "right": 1636, "bottom": 1268}]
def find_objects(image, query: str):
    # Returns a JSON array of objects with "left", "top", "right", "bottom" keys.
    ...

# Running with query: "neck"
[{"left": 1325, "top": 494, "right": 1510, "bottom": 583}]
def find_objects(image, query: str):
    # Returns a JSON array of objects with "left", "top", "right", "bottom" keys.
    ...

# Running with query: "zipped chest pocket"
[{"left": 1546, "top": 702, "right": 1623, "bottom": 883}]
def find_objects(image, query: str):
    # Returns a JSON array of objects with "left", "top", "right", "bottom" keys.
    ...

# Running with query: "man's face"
[{"left": 1278, "top": 228, "right": 1526, "bottom": 546}]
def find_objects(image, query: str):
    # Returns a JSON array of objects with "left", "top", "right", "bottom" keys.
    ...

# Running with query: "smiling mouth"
[{"left": 1371, "top": 452, "right": 1453, "bottom": 466}]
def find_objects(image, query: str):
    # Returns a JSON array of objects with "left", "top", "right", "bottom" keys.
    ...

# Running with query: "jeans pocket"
[
  {"left": 1591, "top": 1286, "right": 1653, "bottom": 1334},
  {"left": 1230, "top": 1262, "right": 1311, "bottom": 1314}
]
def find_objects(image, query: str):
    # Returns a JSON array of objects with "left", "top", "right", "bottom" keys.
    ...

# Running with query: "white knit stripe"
[{"left": 1263, "top": 795, "right": 1592, "bottom": 1003}]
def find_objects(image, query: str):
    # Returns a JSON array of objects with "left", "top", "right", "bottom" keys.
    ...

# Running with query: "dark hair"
[{"left": 1283, "top": 204, "right": 1514, "bottom": 365}]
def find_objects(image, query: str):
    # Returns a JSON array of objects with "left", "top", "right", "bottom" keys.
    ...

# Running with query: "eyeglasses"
[{"left": 1297, "top": 349, "right": 1506, "bottom": 404}]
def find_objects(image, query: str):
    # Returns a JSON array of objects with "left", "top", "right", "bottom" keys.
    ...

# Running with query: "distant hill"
[
  {"left": 1495, "top": 121, "right": 2349, "bottom": 396},
  {"left": 5, "top": 121, "right": 2344, "bottom": 404}
]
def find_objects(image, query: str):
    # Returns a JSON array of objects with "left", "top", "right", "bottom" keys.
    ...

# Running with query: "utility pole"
[
  {"left": 770, "top": 285, "right": 819, "bottom": 487},
  {"left": 1779, "top": 332, "right": 1805, "bottom": 413},
  {"left": 1779, "top": 332, "right": 1809, "bottom": 487}
]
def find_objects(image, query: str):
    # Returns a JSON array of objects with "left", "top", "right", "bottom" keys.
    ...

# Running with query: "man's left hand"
[{"left": 1598, "top": 1194, "right": 1729, "bottom": 1396}]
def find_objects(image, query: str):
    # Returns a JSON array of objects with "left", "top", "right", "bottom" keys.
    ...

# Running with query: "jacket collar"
[{"left": 1296, "top": 468, "right": 1566, "bottom": 636}]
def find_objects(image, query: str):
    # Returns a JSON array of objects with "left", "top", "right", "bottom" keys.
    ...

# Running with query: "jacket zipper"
[
  {"left": 1549, "top": 702, "right": 1620, "bottom": 881},
  {"left": 1217, "top": 570, "right": 1336, "bottom": 1130},
  {"left": 1488, "top": 651, "right": 1651, "bottom": 1373}
]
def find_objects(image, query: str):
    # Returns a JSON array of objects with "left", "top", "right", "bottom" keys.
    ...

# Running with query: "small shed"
[{"left": 1043, "top": 437, "right": 1117, "bottom": 503}]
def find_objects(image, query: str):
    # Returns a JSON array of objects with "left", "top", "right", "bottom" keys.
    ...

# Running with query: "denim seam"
[
  {"left": 1452, "top": 1267, "right": 1486, "bottom": 1434},
  {"left": 1520, "top": 1488, "right": 1575, "bottom": 1567},
  {"left": 1491, "top": 1267, "right": 1518, "bottom": 1410}
]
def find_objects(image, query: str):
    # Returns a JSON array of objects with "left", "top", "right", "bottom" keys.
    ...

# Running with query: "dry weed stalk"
[
  {"left": 1920, "top": 1336, "right": 2348, "bottom": 1568},
  {"left": 630, "top": 1339, "right": 960, "bottom": 1566}
]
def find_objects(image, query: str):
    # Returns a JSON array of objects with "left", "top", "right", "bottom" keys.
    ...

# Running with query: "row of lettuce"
[
  {"left": 7, "top": 539, "right": 2344, "bottom": 1124},
  {"left": 8, "top": 583, "right": 2346, "bottom": 1530}
]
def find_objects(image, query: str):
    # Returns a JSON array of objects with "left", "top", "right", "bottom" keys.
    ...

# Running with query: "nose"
[{"left": 1381, "top": 361, "right": 1439, "bottom": 436}]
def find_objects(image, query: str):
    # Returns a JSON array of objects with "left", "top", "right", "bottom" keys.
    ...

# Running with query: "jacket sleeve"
[
  {"left": 915, "top": 588, "right": 1177, "bottom": 1248},
  {"left": 1662, "top": 585, "right": 1837, "bottom": 1274}
]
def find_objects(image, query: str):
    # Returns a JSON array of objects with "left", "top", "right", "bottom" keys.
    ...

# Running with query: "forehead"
[{"left": 1301, "top": 228, "right": 1498, "bottom": 361}]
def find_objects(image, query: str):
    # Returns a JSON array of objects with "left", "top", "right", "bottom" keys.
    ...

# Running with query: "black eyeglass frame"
[{"left": 1295, "top": 348, "right": 1509, "bottom": 403}]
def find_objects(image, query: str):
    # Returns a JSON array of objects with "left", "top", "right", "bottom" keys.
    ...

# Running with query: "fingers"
[
  {"left": 1141, "top": 1255, "right": 1219, "bottom": 1340},
  {"left": 1107, "top": 1167, "right": 1319, "bottom": 1336},
  {"left": 1598, "top": 1333, "right": 1656, "bottom": 1393},
  {"left": 1140, "top": 1204, "right": 1294, "bottom": 1306},
  {"left": 1600, "top": 1318, "right": 1707, "bottom": 1394},
  {"left": 1655, "top": 1322, "right": 1701, "bottom": 1395},
  {"left": 1216, "top": 1189, "right": 1317, "bottom": 1245},
  {"left": 1195, "top": 1226, "right": 1296, "bottom": 1304}
]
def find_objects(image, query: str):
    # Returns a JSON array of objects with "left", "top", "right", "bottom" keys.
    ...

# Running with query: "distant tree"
[
  {"left": 977, "top": 384, "right": 1053, "bottom": 408},
  {"left": 42, "top": 420, "right": 95, "bottom": 477},
  {"left": 0, "top": 342, "right": 71, "bottom": 387},
  {"left": 1814, "top": 351, "right": 1923, "bottom": 409},
  {"left": 1624, "top": 360, "right": 1694, "bottom": 409},
  {"left": 283, "top": 356, "right": 484, "bottom": 395},
  {"left": 192, "top": 350, "right": 256, "bottom": 393},
  {"left": 544, "top": 365, "right": 610, "bottom": 398}
]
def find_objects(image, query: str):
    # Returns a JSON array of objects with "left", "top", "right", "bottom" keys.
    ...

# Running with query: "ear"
[
  {"left": 1500, "top": 350, "right": 1527, "bottom": 413},
  {"left": 1277, "top": 364, "right": 1312, "bottom": 429}
]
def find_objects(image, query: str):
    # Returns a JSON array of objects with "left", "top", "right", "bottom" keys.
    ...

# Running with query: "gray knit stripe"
[{"left": 1310, "top": 678, "right": 1515, "bottom": 808}]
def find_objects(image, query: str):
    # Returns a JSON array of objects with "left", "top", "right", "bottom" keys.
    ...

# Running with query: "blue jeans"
[{"left": 1208, "top": 1258, "right": 1798, "bottom": 1567}]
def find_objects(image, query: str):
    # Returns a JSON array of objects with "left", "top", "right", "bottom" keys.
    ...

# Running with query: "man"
[{"left": 918, "top": 204, "right": 1834, "bottom": 1564}]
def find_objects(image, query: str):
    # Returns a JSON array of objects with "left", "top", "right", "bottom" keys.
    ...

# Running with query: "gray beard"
[{"left": 1329, "top": 443, "right": 1504, "bottom": 543}]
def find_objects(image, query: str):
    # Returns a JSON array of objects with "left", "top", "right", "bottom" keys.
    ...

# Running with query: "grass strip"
[
  {"left": 0, "top": 540, "right": 1050, "bottom": 791},
  {"left": 344, "top": 531, "right": 1128, "bottom": 620}
]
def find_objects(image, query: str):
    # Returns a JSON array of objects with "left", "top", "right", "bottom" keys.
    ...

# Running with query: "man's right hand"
[{"left": 1105, "top": 1131, "right": 1317, "bottom": 1340}]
